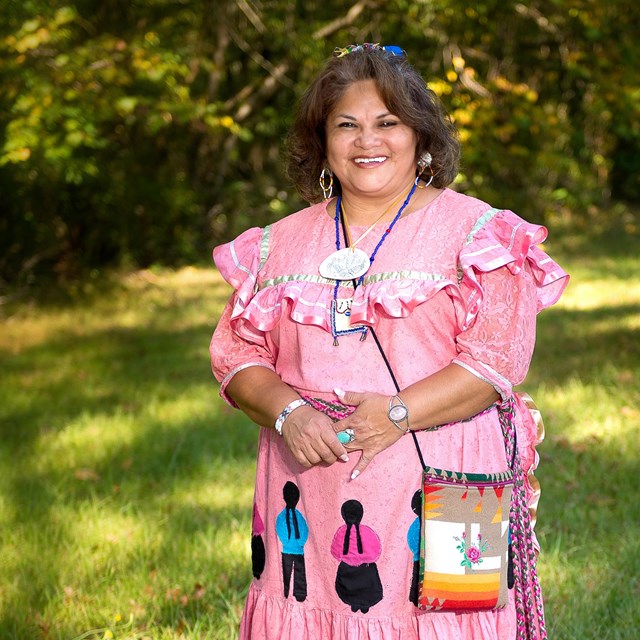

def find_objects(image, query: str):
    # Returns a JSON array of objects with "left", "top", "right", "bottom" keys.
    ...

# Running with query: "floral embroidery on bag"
[{"left": 454, "top": 532, "right": 489, "bottom": 569}]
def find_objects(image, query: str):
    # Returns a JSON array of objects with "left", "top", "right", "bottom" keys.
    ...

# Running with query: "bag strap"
[
  {"left": 368, "top": 326, "right": 428, "bottom": 470},
  {"left": 339, "top": 211, "right": 427, "bottom": 470}
]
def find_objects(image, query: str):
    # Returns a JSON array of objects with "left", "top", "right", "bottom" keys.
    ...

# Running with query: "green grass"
[
  {"left": 524, "top": 217, "right": 640, "bottom": 639},
  {"left": 1, "top": 216, "right": 639, "bottom": 639}
]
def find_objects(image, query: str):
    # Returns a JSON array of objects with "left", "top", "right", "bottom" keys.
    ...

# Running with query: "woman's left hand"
[{"left": 332, "top": 389, "right": 404, "bottom": 480}]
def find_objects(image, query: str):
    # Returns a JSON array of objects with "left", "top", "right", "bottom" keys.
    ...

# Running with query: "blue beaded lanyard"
[{"left": 331, "top": 182, "right": 418, "bottom": 345}]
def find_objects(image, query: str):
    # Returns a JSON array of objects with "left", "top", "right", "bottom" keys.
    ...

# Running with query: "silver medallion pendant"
[{"left": 319, "top": 247, "right": 370, "bottom": 281}]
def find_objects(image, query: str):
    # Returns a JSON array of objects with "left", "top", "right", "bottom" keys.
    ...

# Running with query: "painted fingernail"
[
  {"left": 350, "top": 470, "right": 360, "bottom": 480},
  {"left": 340, "top": 454, "right": 349, "bottom": 462},
  {"left": 334, "top": 388, "right": 345, "bottom": 398}
]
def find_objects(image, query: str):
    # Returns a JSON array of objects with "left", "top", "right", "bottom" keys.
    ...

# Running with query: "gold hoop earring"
[{"left": 319, "top": 168, "right": 334, "bottom": 200}]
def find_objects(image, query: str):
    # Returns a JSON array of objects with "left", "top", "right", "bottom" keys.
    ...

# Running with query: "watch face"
[{"left": 389, "top": 405, "right": 408, "bottom": 422}]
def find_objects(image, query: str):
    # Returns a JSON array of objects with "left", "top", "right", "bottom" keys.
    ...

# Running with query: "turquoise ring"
[{"left": 337, "top": 429, "right": 355, "bottom": 444}]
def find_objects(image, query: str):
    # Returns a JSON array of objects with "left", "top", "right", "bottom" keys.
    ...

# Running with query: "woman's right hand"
[{"left": 281, "top": 405, "right": 350, "bottom": 468}]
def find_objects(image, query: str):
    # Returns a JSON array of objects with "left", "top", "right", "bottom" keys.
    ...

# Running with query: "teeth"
[{"left": 355, "top": 157, "right": 386, "bottom": 164}]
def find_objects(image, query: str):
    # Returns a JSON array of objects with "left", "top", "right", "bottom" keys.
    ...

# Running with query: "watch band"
[{"left": 274, "top": 399, "right": 308, "bottom": 435}]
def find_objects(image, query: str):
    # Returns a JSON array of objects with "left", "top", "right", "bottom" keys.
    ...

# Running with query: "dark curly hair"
[{"left": 285, "top": 47, "right": 460, "bottom": 203}]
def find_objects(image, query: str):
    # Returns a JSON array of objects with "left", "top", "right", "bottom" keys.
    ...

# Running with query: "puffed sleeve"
[
  {"left": 210, "top": 227, "right": 277, "bottom": 406},
  {"left": 452, "top": 209, "right": 569, "bottom": 400}
]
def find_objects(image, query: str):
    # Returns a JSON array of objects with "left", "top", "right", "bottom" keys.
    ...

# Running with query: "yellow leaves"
[
  {"left": 1, "top": 111, "right": 40, "bottom": 164},
  {"left": 55, "top": 7, "right": 78, "bottom": 25},
  {"left": 219, "top": 115, "right": 235, "bottom": 129},
  {"left": 116, "top": 97, "right": 139, "bottom": 115},
  {"left": 5, "top": 7, "right": 77, "bottom": 57},
  {"left": 144, "top": 32, "right": 160, "bottom": 46},
  {"left": 64, "top": 128, "right": 84, "bottom": 147},
  {"left": 452, "top": 108, "right": 473, "bottom": 126},
  {"left": 13, "top": 29, "right": 50, "bottom": 53},
  {"left": 175, "top": 85, "right": 190, "bottom": 101},
  {"left": 491, "top": 76, "right": 538, "bottom": 103},
  {"left": 429, "top": 79, "right": 452, "bottom": 96},
  {"left": 4, "top": 147, "right": 32, "bottom": 163},
  {"left": 134, "top": 58, "right": 153, "bottom": 72},
  {"left": 493, "top": 76, "right": 512, "bottom": 92},
  {"left": 204, "top": 114, "right": 244, "bottom": 136},
  {"left": 21, "top": 19, "right": 40, "bottom": 33}
]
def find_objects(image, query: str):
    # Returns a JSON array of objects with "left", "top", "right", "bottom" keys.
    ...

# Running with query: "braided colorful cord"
[
  {"left": 499, "top": 397, "right": 547, "bottom": 640},
  {"left": 303, "top": 396, "right": 497, "bottom": 431},
  {"left": 302, "top": 396, "right": 354, "bottom": 421}
]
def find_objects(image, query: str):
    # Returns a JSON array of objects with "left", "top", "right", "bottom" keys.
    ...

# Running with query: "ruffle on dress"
[
  {"left": 213, "top": 209, "right": 568, "bottom": 341},
  {"left": 457, "top": 208, "right": 568, "bottom": 330},
  {"left": 240, "top": 585, "right": 517, "bottom": 640}
]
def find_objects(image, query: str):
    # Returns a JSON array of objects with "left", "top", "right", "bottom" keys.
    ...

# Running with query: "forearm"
[
  {"left": 399, "top": 363, "right": 500, "bottom": 431},
  {"left": 225, "top": 360, "right": 498, "bottom": 448},
  {"left": 333, "top": 363, "right": 501, "bottom": 479},
  {"left": 225, "top": 366, "right": 303, "bottom": 429},
  {"left": 226, "top": 365, "right": 349, "bottom": 467}
]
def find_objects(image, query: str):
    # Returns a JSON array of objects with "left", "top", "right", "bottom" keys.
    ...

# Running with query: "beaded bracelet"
[{"left": 274, "top": 399, "right": 308, "bottom": 435}]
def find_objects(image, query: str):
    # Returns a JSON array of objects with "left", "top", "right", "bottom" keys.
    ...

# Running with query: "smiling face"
[{"left": 325, "top": 79, "right": 418, "bottom": 210}]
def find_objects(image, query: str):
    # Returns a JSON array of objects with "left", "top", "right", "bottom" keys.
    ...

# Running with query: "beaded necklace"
[{"left": 329, "top": 182, "right": 418, "bottom": 344}]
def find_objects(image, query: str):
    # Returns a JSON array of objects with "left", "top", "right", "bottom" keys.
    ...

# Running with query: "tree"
[{"left": 1, "top": 0, "right": 638, "bottom": 287}]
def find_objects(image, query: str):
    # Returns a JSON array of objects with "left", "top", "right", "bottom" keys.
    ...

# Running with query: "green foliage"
[{"left": 1, "top": 1, "right": 639, "bottom": 287}]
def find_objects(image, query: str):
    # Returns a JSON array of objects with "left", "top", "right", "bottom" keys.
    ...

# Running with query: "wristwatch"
[{"left": 388, "top": 395, "right": 411, "bottom": 433}]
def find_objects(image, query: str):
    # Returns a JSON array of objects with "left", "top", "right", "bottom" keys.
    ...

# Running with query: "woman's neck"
[{"left": 340, "top": 185, "right": 441, "bottom": 226}]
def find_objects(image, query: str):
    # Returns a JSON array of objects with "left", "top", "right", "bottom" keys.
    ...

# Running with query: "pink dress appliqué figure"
[{"left": 330, "top": 500, "right": 383, "bottom": 614}]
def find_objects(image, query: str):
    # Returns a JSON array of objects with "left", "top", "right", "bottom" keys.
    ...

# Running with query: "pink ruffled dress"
[{"left": 210, "top": 188, "right": 568, "bottom": 640}]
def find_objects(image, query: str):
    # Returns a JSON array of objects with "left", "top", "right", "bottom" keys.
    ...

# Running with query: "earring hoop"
[
  {"left": 319, "top": 168, "right": 334, "bottom": 200},
  {"left": 415, "top": 152, "right": 434, "bottom": 189}
]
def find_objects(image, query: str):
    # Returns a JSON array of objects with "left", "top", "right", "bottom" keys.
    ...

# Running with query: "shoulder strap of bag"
[
  {"left": 338, "top": 210, "right": 428, "bottom": 470},
  {"left": 368, "top": 325, "right": 428, "bottom": 470}
]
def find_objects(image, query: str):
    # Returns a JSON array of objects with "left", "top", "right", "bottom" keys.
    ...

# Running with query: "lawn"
[{"left": 1, "top": 216, "right": 638, "bottom": 639}]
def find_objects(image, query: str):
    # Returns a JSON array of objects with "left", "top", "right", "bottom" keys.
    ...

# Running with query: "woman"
[{"left": 210, "top": 44, "right": 568, "bottom": 639}]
